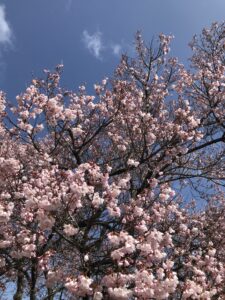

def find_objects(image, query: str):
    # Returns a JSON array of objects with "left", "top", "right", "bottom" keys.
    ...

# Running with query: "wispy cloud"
[
  {"left": 82, "top": 30, "right": 130, "bottom": 60},
  {"left": 65, "top": 0, "right": 72, "bottom": 12},
  {"left": 82, "top": 30, "right": 103, "bottom": 59},
  {"left": 0, "top": 5, "right": 12, "bottom": 47},
  {"left": 0, "top": 5, "right": 12, "bottom": 77},
  {"left": 111, "top": 43, "right": 122, "bottom": 56}
]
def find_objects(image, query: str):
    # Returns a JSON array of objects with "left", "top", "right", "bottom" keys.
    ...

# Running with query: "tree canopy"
[{"left": 0, "top": 22, "right": 224, "bottom": 299}]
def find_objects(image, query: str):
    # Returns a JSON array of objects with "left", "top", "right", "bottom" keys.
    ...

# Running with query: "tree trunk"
[
  {"left": 30, "top": 259, "right": 37, "bottom": 300},
  {"left": 13, "top": 271, "right": 24, "bottom": 300},
  {"left": 47, "top": 288, "right": 54, "bottom": 300}
]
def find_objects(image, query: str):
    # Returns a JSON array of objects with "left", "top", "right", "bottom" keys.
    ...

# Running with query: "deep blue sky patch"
[{"left": 0, "top": 0, "right": 225, "bottom": 99}]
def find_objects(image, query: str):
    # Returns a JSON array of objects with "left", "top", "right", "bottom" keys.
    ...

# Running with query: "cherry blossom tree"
[{"left": 0, "top": 22, "right": 224, "bottom": 299}]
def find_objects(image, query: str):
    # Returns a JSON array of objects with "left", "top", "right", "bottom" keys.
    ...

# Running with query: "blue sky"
[{"left": 0, "top": 0, "right": 225, "bottom": 100}]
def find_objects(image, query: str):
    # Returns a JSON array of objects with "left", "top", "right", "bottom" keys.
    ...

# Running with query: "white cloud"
[
  {"left": 111, "top": 43, "right": 122, "bottom": 56},
  {"left": 0, "top": 5, "right": 12, "bottom": 77},
  {"left": 82, "top": 30, "right": 103, "bottom": 59},
  {"left": 82, "top": 30, "right": 128, "bottom": 60},
  {"left": 0, "top": 5, "right": 12, "bottom": 46}
]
